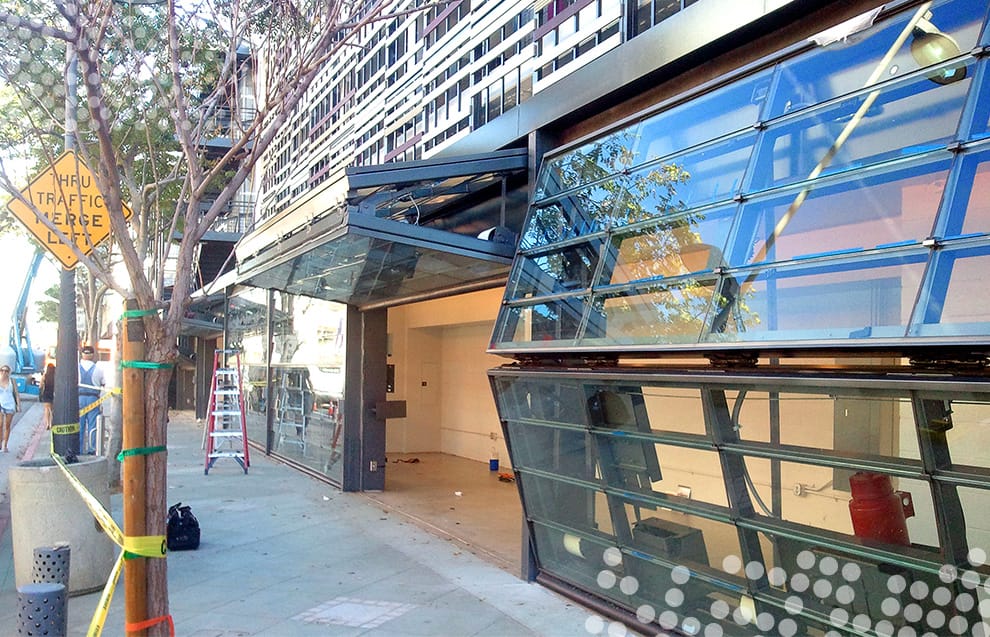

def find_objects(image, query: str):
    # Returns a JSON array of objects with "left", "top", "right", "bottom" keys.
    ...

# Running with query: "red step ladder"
[{"left": 204, "top": 349, "right": 250, "bottom": 475}]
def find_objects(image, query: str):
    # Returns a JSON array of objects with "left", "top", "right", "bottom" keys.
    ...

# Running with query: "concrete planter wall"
[{"left": 9, "top": 456, "right": 115, "bottom": 595}]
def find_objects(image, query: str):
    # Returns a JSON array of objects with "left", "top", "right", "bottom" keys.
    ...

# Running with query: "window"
[
  {"left": 630, "top": 0, "right": 694, "bottom": 37},
  {"left": 491, "top": 368, "right": 990, "bottom": 637},
  {"left": 494, "top": 0, "right": 990, "bottom": 354}
]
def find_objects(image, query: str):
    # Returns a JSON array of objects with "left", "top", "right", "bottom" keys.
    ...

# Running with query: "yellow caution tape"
[
  {"left": 51, "top": 454, "right": 126, "bottom": 547},
  {"left": 50, "top": 453, "right": 166, "bottom": 636},
  {"left": 79, "top": 389, "right": 119, "bottom": 417},
  {"left": 51, "top": 423, "right": 80, "bottom": 435},
  {"left": 125, "top": 535, "right": 168, "bottom": 558},
  {"left": 88, "top": 552, "right": 124, "bottom": 637}
]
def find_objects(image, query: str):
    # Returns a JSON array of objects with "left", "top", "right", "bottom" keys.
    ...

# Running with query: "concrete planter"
[{"left": 9, "top": 456, "right": 115, "bottom": 595}]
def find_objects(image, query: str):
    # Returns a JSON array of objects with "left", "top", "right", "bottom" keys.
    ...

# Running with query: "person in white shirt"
[{"left": 0, "top": 365, "right": 21, "bottom": 452}]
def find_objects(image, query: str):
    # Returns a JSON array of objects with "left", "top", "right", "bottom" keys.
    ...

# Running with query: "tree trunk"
[{"left": 144, "top": 367, "right": 171, "bottom": 635}]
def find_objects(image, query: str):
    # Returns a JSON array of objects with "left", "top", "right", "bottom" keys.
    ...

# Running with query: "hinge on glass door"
[
  {"left": 908, "top": 354, "right": 989, "bottom": 371},
  {"left": 515, "top": 354, "right": 619, "bottom": 368},
  {"left": 707, "top": 352, "right": 759, "bottom": 369}
]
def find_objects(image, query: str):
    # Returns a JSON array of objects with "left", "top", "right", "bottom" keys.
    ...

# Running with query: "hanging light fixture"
[{"left": 911, "top": 12, "right": 967, "bottom": 85}]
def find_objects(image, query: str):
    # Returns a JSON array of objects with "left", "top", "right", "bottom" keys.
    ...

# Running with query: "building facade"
[{"left": 222, "top": 0, "right": 990, "bottom": 633}]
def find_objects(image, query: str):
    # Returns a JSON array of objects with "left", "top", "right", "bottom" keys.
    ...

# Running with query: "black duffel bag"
[{"left": 166, "top": 502, "right": 201, "bottom": 551}]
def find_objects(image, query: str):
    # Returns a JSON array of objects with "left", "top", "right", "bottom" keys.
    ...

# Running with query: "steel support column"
[{"left": 342, "top": 305, "right": 388, "bottom": 491}]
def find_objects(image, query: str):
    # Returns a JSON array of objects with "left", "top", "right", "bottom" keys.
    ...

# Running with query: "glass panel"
[
  {"left": 632, "top": 69, "right": 771, "bottom": 167},
  {"left": 588, "top": 384, "right": 707, "bottom": 436},
  {"left": 534, "top": 72, "right": 770, "bottom": 202},
  {"left": 619, "top": 510, "right": 745, "bottom": 580},
  {"left": 535, "top": 125, "right": 642, "bottom": 200},
  {"left": 494, "top": 371, "right": 990, "bottom": 634},
  {"left": 705, "top": 253, "right": 929, "bottom": 343},
  {"left": 958, "top": 487, "right": 990, "bottom": 552},
  {"left": 601, "top": 205, "right": 737, "bottom": 285},
  {"left": 519, "top": 194, "right": 610, "bottom": 250},
  {"left": 746, "top": 459, "right": 939, "bottom": 550},
  {"left": 912, "top": 243, "right": 990, "bottom": 336},
  {"left": 654, "top": 0, "right": 680, "bottom": 26},
  {"left": 593, "top": 548, "right": 755, "bottom": 635},
  {"left": 749, "top": 68, "right": 971, "bottom": 193},
  {"left": 520, "top": 472, "right": 612, "bottom": 537},
  {"left": 530, "top": 521, "right": 618, "bottom": 589},
  {"left": 766, "top": 531, "right": 974, "bottom": 636},
  {"left": 248, "top": 233, "right": 368, "bottom": 298},
  {"left": 607, "top": 164, "right": 692, "bottom": 228},
  {"left": 507, "top": 239, "right": 602, "bottom": 299},
  {"left": 270, "top": 292, "right": 348, "bottom": 484},
  {"left": 942, "top": 399, "right": 990, "bottom": 471},
  {"left": 226, "top": 288, "right": 270, "bottom": 446},
  {"left": 729, "top": 389, "right": 922, "bottom": 462},
  {"left": 594, "top": 435, "right": 729, "bottom": 507},
  {"left": 624, "top": 133, "right": 755, "bottom": 214},
  {"left": 967, "top": 59, "right": 990, "bottom": 138},
  {"left": 507, "top": 421, "right": 596, "bottom": 482},
  {"left": 595, "top": 135, "right": 751, "bottom": 233},
  {"left": 590, "top": 276, "right": 718, "bottom": 345},
  {"left": 248, "top": 232, "right": 511, "bottom": 306},
  {"left": 496, "top": 0, "right": 990, "bottom": 356},
  {"left": 938, "top": 146, "right": 990, "bottom": 237},
  {"left": 729, "top": 157, "right": 951, "bottom": 267},
  {"left": 634, "top": 0, "right": 650, "bottom": 35},
  {"left": 491, "top": 375, "right": 589, "bottom": 426},
  {"left": 493, "top": 297, "right": 587, "bottom": 347},
  {"left": 765, "top": 0, "right": 985, "bottom": 120}
]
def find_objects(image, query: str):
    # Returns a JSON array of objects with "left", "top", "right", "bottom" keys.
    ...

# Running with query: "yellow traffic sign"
[{"left": 5, "top": 150, "right": 132, "bottom": 268}]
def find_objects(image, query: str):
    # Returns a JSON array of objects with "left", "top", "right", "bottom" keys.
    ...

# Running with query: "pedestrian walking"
[
  {"left": 40, "top": 363, "right": 55, "bottom": 429},
  {"left": 0, "top": 364, "right": 21, "bottom": 452}
]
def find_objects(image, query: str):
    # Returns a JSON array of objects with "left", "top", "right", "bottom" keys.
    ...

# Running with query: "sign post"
[{"left": 6, "top": 150, "right": 132, "bottom": 460}]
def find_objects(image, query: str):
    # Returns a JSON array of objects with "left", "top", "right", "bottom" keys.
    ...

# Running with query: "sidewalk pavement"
[{"left": 0, "top": 400, "right": 599, "bottom": 636}]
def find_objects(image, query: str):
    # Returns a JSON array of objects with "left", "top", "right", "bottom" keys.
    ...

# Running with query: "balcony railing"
[
  {"left": 200, "top": 105, "right": 258, "bottom": 140},
  {"left": 197, "top": 196, "right": 257, "bottom": 235}
]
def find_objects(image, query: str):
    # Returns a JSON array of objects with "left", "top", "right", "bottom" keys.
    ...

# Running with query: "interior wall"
[
  {"left": 385, "top": 317, "right": 443, "bottom": 453},
  {"left": 386, "top": 288, "right": 511, "bottom": 466},
  {"left": 439, "top": 321, "right": 509, "bottom": 465},
  {"left": 635, "top": 372, "right": 949, "bottom": 556}
]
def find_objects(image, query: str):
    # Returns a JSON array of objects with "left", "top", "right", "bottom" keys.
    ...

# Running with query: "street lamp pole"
[{"left": 52, "top": 43, "right": 80, "bottom": 461}]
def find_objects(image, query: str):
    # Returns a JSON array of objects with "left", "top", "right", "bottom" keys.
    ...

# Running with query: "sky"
[{"left": 0, "top": 231, "right": 60, "bottom": 351}]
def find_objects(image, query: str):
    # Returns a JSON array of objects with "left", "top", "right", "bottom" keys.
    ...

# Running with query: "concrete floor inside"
[{"left": 364, "top": 452, "right": 524, "bottom": 576}]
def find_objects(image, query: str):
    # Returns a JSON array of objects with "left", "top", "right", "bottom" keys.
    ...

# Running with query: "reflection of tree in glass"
[
  {"left": 273, "top": 294, "right": 301, "bottom": 363},
  {"left": 543, "top": 129, "right": 640, "bottom": 194},
  {"left": 527, "top": 130, "right": 697, "bottom": 245},
  {"left": 525, "top": 130, "right": 641, "bottom": 248},
  {"left": 604, "top": 239, "right": 717, "bottom": 342},
  {"left": 227, "top": 299, "right": 268, "bottom": 335},
  {"left": 606, "top": 226, "right": 758, "bottom": 339},
  {"left": 522, "top": 131, "right": 759, "bottom": 340}
]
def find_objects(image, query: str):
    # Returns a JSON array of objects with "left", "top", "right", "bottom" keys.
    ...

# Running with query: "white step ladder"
[{"left": 204, "top": 349, "right": 250, "bottom": 475}]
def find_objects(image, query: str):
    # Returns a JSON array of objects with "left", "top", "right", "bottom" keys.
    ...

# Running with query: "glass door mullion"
[
  {"left": 912, "top": 395, "right": 970, "bottom": 566},
  {"left": 703, "top": 388, "right": 769, "bottom": 590}
]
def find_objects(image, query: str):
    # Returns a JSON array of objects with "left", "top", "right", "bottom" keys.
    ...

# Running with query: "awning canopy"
[{"left": 234, "top": 148, "right": 528, "bottom": 309}]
